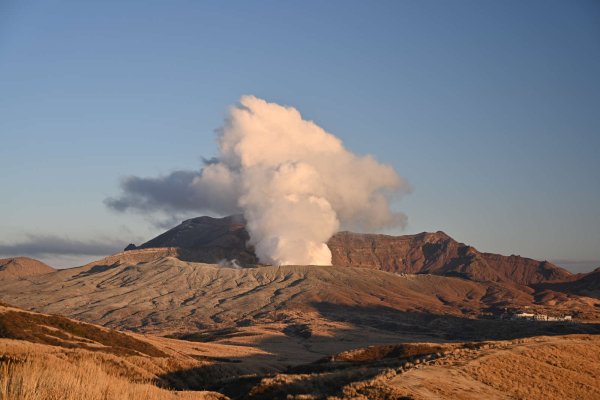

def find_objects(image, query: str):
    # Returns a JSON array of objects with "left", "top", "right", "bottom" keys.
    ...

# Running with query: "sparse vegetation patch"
[{"left": 0, "top": 310, "right": 165, "bottom": 357}]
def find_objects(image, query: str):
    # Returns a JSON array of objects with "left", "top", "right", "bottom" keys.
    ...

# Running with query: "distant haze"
[{"left": 552, "top": 260, "right": 600, "bottom": 274}]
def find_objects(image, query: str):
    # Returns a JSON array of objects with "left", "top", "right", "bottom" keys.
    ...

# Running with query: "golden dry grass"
[
  {"left": 388, "top": 335, "right": 600, "bottom": 400},
  {"left": 0, "top": 330, "right": 229, "bottom": 400},
  {"left": 460, "top": 336, "right": 600, "bottom": 399},
  {"left": 221, "top": 335, "right": 600, "bottom": 399},
  {"left": 0, "top": 353, "right": 226, "bottom": 400},
  {"left": 2, "top": 300, "right": 599, "bottom": 399}
]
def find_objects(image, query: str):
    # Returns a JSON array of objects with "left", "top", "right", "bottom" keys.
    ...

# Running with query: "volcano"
[
  {"left": 1, "top": 216, "right": 599, "bottom": 399},
  {"left": 126, "top": 215, "right": 572, "bottom": 286}
]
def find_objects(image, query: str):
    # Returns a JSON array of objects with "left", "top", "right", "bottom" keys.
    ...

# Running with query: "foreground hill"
[
  {"left": 126, "top": 215, "right": 572, "bottom": 286},
  {"left": 0, "top": 302, "right": 227, "bottom": 399},
  {"left": 0, "top": 257, "right": 55, "bottom": 280},
  {"left": 0, "top": 302, "right": 165, "bottom": 357},
  {"left": 240, "top": 335, "right": 600, "bottom": 400},
  {"left": 387, "top": 335, "right": 600, "bottom": 400},
  {"left": 3, "top": 302, "right": 599, "bottom": 399}
]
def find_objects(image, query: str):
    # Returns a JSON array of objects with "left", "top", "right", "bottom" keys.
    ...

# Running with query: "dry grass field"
[
  {"left": 1, "top": 257, "right": 599, "bottom": 399},
  {"left": 1, "top": 305, "right": 599, "bottom": 399},
  {"left": 388, "top": 335, "right": 600, "bottom": 400},
  {"left": 0, "top": 353, "right": 225, "bottom": 400},
  {"left": 0, "top": 304, "right": 229, "bottom": 400},
  {"left": 206, "top": 335, "right": 600, "bottom": 399}
]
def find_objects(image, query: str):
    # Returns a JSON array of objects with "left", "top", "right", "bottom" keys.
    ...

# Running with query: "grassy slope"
[
  {"left": 0, "top": 354, "right": 226, "bottom": 400},
  {"left": 0, "top": 308, "right": 165, "bottom": 356},
  {"left": 0, "top": 304, "right": 227, "bottom": 400},
  {"left": 234, "top": 335, "right": 600, "bottom": 400}
]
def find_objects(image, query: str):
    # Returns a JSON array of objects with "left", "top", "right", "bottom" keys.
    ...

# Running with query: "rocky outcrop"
[{"left": 0, "top": 257, "right": 56, "bottom": 280}]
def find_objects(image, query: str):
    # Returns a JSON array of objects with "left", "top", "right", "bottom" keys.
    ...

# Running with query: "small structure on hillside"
[
  {"left": 510, "top": 311, "right": 572, "bottom": 322},
  {"left": 512, "top": 312, "right": 535, "bottom": 320}
]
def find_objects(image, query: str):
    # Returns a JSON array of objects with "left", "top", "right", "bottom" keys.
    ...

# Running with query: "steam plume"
[{"left": 107, "top": 96, "right": 409, "bottom": 265}]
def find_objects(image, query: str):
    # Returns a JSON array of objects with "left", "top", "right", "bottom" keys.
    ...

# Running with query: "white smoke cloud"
[
  {"left": 107, "top": 96, "right": 409, "bottom": 266},
  {"left": 193, "top": 96, "right": 408, "bottom": 265}
]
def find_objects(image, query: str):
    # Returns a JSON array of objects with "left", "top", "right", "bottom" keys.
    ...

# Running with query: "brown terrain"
[
  {"left": 0, "top": 302, "right": 228, "bottom": 399},
  {"left": 533, "top": 267, "right": 600, "bottom": 299},
  {"left": 2, "top": 301, "right": 599, "bottom": 400},
  {"left": 232, "top": 334, "right": 600, "bottom": 400},
  {"left": 128, "top": 215, "right": 574, "bottom": 286},
  {"left": 1, "top": 258, "right": 598, "bottom": 336},
  {"left": 1, "top": 215, "right": 599, "bottom": 399},
  {"left": 0, "top": 257, "right": 55, "bottom": 280},
  {"left": 130, "top": 215, "right": 258, "bottom": 265},
  {"left": 329, "top": 231, "right": 572, "bottom": 285},
  {"left": 123, "top": 215, "right": 599, "bottom": 312}
]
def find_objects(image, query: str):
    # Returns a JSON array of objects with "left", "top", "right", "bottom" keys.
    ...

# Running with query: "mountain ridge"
[
  {"left": 328, "top": 230, "right": 571, "bottom": 285},
  {"left": 126, "top": 215, "right": 572, "bottom": 286}
]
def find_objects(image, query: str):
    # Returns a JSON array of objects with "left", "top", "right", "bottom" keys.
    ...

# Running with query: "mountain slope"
[
  {"left": 0, "top": 259, "right": 499, "bottom": 334},
  {"left": 0, "top": 302, "right": 165, "bottom": 357},
  {"left": 126, "top": 215, "right": 572, "bottom": 286},
  {"left": 533, "top": 267, "right": 600, "bottom": 300},
  {"left": 239, "top": 335, "right": 600, "bottom": 400},
  {"left": 328, "top": 231, "right": 572, "bottom": 285},
  {"left": 0, "top": 302, "right": 228, "bottom": 399},
  {"left": 0, "top": 257, "right": 55, "bottom": 280},
  {"left": 1, "top": 257, "right": 596, "bottom": 339},
  {"left": 129, "top": 215, "right": 257, "bottom": 265}
]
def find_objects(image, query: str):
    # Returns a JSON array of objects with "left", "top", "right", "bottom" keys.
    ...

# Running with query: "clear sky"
[{"left": 1, "top": 0, "right": 599, "bottom": 271}]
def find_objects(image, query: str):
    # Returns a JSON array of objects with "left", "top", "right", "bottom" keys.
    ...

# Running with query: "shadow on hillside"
[
  {"left": 311, "top": 302, "right": 600, "bottom": 341},
  {"left": 160, "top": 363, "right": 386, "bottom": 400},
  {"left": 531, "top": 281, "right": 600, "bottom": 300},
  {"left": 72, "top": 263, "right": 119, "bottom": 278},
  {"left": 157, "top": 303, "right": 600, "bottom": 398}
]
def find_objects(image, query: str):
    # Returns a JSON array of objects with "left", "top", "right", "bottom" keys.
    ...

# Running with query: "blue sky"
[{"left": 1, "top": 1, "right": 599, "bottom": 271}]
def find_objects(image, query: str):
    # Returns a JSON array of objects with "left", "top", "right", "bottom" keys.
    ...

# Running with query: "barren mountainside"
[
  {"left": 0, "top": 257, "right": 55, "bottom": 280},
  {"left": 1, "top": 218, "right": 599, "bottom": 400},
  {"left": 533, "top": 268, "right": 600, "bottom": 300},
  {"left": 0, "top": 259, "right": 510, "bottom": 334},
  {"left": 0, "top": 257, "right": 597, "bottom": 338},
  {"left": 133, "top": 215, "right": 258, "bottom": 265},
  {"left": 328, "top": 231, "right": 572, "bottom": 285},
  {"left": 126, "top": 215, "right": 572, "bottom": 286}
]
